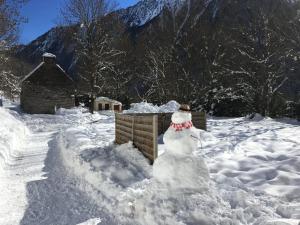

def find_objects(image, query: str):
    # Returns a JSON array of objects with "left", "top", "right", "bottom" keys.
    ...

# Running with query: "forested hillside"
[{"left": 15, "top": 0, "right": 300, "bottom": 117}]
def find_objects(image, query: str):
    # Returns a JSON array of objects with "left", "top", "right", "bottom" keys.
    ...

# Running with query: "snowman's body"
[{"left": 153, "top": 111, "right": 209, "bottom": 192}]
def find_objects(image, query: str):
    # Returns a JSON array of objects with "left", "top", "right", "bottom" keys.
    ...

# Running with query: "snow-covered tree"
[
  {"left": 60, "top": 0, "right": 122, "bottom": 113},
  {"left": 0, "top": 52, "right": 21, "bottom": 99},
  {"left": 0, "top": 0, "right": 27, "bottom": 99},
  {"left": 221, "top": 0, "right": 298, "bottom": 116},
  {"left": 0, "top": 0, "right": 27, "bottom": 46}
]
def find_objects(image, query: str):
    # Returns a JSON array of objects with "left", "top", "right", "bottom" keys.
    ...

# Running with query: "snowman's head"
[{"left": 171, "top": 111, "right": 192, "bottom": 124}]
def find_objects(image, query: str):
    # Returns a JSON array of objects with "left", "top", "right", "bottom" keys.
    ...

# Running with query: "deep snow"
[{"left": 0, "top": 101, "right": 300, "bottom": 225}]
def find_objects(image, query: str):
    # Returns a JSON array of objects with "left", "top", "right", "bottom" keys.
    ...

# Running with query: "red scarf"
[{"left": 170, "top": 121, "right": 193, "bottom": 131}]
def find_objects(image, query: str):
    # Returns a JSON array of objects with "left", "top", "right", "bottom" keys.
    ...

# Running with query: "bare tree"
[
  {"left": 76, "top": 23, "right": 123, "bottom": 101},
  {"left": 60, "top": 0, "right": 118, "bottom": 26},
  {"left": 0, "top": 0, "right": 27, "bottom": 100},
  {"left": 0, "top": 70, "right": 20, "bottom": 99},
  {"left": 0, "top": 52, "right": 21, "bottom": 99},
  {"left": 225, "top": 1, "right": 296, "bottom": 116},
  {"left": 60, "top": 0, "right": 121, "bottom": 113},
  {"left": 139, "top": 47, "right": 172, "bottom": 103},
  {"left": 0, "top": 0, "right": 27, "bottom": 47}
]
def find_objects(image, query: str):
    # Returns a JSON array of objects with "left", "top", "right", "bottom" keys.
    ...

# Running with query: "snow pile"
[
  {"left": 77, "top": 218, "right": 102, "bottom": 225},
  {"left": 119, "top": 180, "right": 242, "bottom": 225},
  {"left": 246, "top": 113, "right": 265, "bottom": 121},
  {"left": 124, "top": 100, "right": 180, "bottom": 113},
  {"left": 158, "top": 100, "right": 181, "bottom": 113},
  {"left": 0, "top": 108, "right": 29, "bottom": 168},
  {"left": 124, "top": 101, "right": 160, "bottom": 113},
  {"left": 59, "top": 112, "right": 152, "bottom": 211}
]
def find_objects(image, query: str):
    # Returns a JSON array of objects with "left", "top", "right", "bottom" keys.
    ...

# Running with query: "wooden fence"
[
  {"left": 115, "top": 113, "right": 158, "bottom": 162},
  {"left": 115, "top": 112, "right": 206, "bottom": 163}
]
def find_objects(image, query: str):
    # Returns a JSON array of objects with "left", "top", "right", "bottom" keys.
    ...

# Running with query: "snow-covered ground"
[{"left": 0, "top": 101, "right": 299, "bottom": 225}]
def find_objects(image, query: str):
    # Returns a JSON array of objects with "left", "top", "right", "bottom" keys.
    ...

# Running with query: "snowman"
[{"left": 153, "top": 105, "right": 210, "bottom": 192}]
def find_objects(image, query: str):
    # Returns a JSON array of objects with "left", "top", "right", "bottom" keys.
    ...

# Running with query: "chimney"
[{"left": 42, "top": 52, "right": 56, "bottom": 64}]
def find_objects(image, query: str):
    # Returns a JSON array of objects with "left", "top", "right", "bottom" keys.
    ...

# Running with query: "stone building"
[{"left": 20, "top": 53, "right": 74, "bottom": 114}]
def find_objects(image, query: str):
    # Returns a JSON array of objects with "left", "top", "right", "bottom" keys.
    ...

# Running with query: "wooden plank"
[
  {"left": 116, "top": 136, "right": 129, "bottom": 144},
  {"left": 115, "top": 113, "right": 118, "bottom": 144},
  {"left": 135, "top": 148, "right": 155, "bottom": 161},
  {"left": 133, "top": 135, "right": 154, "bottom": 146},
  {"left": 117, "top": 117, "right": 133, "bottom": 123},
  {"left": 126, "top": 113, "right": 157, "bottom": 116},
  {"left": 133, "top": 129, "right": 154, "bottom": 139},
  {"left": 117, "top": 133, "right": 131, "bottom": 142},
  {"left": 116, "top": 124, "right": 132, "bottom": 133},
  {"left": 116, "top": 129, "right": 132, "bottom": 140},
  {"left": 116, "top": 119, "right": 132, "bottom": 128},
  {"left": 134, "top": 116, "right": 155, "bottom": 124},
  {"left": 116, "top": 124, "right": 133, "bottom": 134},
  {"left": 153, "top": 115, "right": 158, "bottom": 160},
  {"left": 134, "top": 142, "right": 154, "bottom": 155},
  {"left": 116, "top": 114, "right": 134, "bottom": 122},
  {"left": 133, "top": 123, "right": 153, "bottom": 132}
]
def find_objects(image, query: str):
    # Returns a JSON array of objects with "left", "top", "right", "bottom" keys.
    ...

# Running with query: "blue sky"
[{"left": 20, "top": 0, "right": 139, "bottom": 44}]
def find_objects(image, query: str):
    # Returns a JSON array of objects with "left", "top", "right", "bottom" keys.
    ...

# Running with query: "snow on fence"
[{"left": 115, "top": 112, "right": 206, "bottom": 163}]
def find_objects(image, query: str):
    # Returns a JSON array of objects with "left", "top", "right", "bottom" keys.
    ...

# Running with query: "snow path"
[
  {"left": 0, "top": 131, "right": 56, "bottom": 225},
  {"left": 0, "top": 110, "right": 113, "bottom": 225}
]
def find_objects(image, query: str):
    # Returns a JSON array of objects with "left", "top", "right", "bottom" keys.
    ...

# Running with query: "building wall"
[
  {"left": 94, "top": 100, "right": 122, "bottom": 111},
  {"left": 21, "top": 63, "right": 74, "bottom": 114},
  {"left": 21, "top": 83, "right": 74, "bottom": 114}
]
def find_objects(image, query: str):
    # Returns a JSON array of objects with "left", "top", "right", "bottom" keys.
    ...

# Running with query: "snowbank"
[
  {"left": 58, "top": 110, "right": 152, "bottom": 215},
  {"left": 124, "top": 100, "right": 180, "bottom": 113},
  {"left": 0, "top": 108, "right": 29, "bottom": 169},
  {"left": 207, "top": 117, "right": 300, "bottom": 201},
  {"left": 56, "top": 107, "right": 300, "bottom": 225}
]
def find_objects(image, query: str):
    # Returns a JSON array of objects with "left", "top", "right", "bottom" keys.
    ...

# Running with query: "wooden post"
[
  {"left": 115, "top": 113, "right": 118, "bottom": 144},
  {"left": 132, "top": 115, "right": 135, "bottom": 142},
  {"left": 203, "top": 112, "right": 207, "bottom": 131},
  {"left": 153, "top": 115, "right": 158, "bottom": 161}
]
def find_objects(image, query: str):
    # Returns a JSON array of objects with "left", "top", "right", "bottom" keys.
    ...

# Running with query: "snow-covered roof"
[
  {"left": 56, "top": 64, "right": 73, "bottom": 81},
  {"left": 43, "top": 52, "right": 56, "bottom": 58},
  {"left": 20, "top": 62, "right": 45, "bottom": 83},
  {"left": 95, "top": 97, "right": 122, "bottom": 105}
]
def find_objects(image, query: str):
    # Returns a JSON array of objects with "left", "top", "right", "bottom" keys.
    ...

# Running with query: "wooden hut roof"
[
  {"left": 95, "top": 97, "right": 122, "bottom": 105},
  {"left": 21, "top": 62, "right": 73, "bottom": 83}
]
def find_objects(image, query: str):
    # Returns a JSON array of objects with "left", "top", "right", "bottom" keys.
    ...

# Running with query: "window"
[
  {"left": 105, "top": 104, "right": 110, "bottom": 110},
  {"left": 98, "top": 104, "right": 102, "bottom": 110},
  {"left": 114, "top": 105, "right": 120, "bottom": 111}
]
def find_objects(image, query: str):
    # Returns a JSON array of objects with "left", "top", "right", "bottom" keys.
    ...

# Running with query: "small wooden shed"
[
  {"left": 20, "top": 53, "right": 74, "bottom": 114},
  {"left": 94, "top": 97, "right": 122, "bottom": 112}
]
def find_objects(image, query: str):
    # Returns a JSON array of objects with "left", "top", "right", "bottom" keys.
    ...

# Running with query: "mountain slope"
[
  {"left": 17, "top": 27, "right": 77, "bottom": 74},
  {"left": 14, "top": 0, "right": 300, "bottom": 118},
  {"left": 119, "top": 0, "right": 186, "bottom": 27},
  {"left": 16, "top": 0, "right": 215, "bottom": 74}
]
